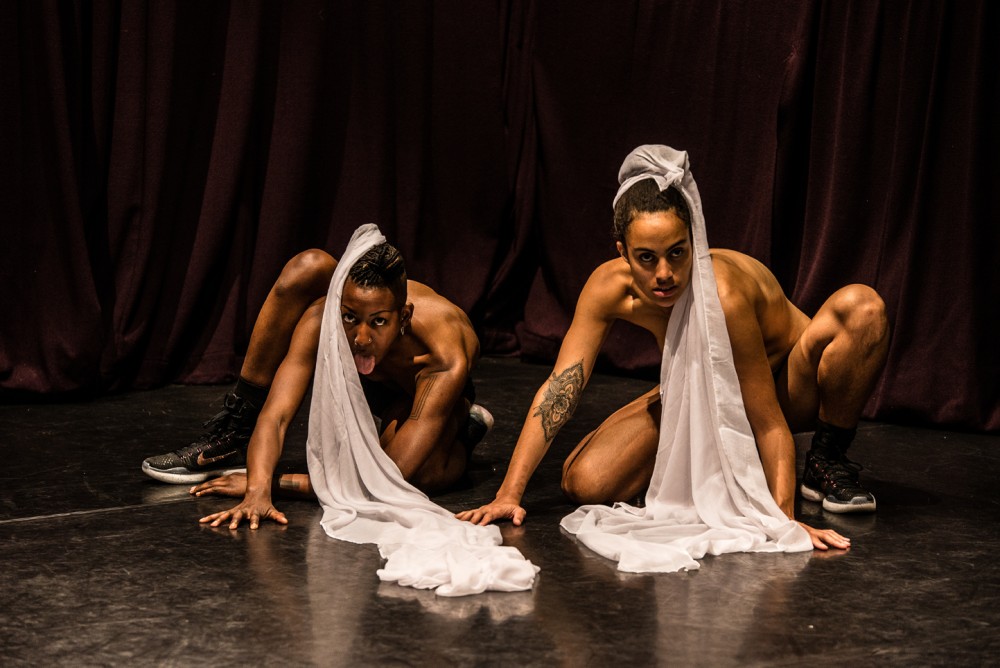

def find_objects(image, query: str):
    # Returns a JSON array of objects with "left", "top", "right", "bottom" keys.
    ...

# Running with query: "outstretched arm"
[
  {"left": 196, "top": 301, "right": 323, "bottom": 529},
  {"left": 457, "top": 275, "right": 615, "bottom": 526}
]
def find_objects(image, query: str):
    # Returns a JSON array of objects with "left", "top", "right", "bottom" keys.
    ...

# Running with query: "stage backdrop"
[{"left": 1, "top": 1, "right": 997, "bottom": 431}]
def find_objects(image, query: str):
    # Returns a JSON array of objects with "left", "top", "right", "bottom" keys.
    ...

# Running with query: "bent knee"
[
  {"left": 561, "top": 457, "right": 613, "bottom": 505},
  {"left": 275, "top": 249, "right": 337, "bottom": 299},
  {"left": 835, "top": 285, "right": 888, "bottom": 336}
]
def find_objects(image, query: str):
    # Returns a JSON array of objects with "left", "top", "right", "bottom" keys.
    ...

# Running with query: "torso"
[{"left": 363, "top": 281, "right": 478, "bottom": 396}]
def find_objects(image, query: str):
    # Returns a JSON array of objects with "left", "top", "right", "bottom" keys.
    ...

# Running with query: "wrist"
[
  {"left": 245, "top": 480, "right": 272, "bottom": 497},
  {"left": 494, "top": 488, "right": 524, "bottom": 506}
]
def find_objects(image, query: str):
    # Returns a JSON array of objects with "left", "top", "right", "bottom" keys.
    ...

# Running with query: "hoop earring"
[{"left": 400, "top": 324, "right": 406, "bottom": 336}]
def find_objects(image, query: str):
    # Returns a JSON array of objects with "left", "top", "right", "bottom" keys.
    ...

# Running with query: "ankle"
[
  {"left": 234, "top": 377, "right": 269, "bottom": 409},
  {"left": 810, "top": 419, "right": 857, "bottom": 459}
]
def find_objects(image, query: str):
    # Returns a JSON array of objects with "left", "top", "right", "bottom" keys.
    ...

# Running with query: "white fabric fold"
[
  {"left": 306, "top": 223, "right": 539, "bottom": 596},
  {"left": 561, "top": 145, "right": 811, "bottom": 572}
]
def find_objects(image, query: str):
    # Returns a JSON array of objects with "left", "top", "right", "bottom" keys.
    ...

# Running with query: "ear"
[
  {"left": 401, "top": 303, "right": 414, "bottom": 324},
  {"left": 616, "top": 241, "right": 628, "bottom": 261}
]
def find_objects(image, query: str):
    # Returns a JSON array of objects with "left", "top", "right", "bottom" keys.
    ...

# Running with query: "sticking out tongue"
[{"left": 354, "top": 353, "right": 376, "bottom": 375}]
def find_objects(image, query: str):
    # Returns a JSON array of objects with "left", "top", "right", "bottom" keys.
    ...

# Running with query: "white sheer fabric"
[
  {"left": 560, "top": 146, "right": 811, "bottom": 572},
  {"left": 306, "top": 224, "right": 539, "bottom": 596}
]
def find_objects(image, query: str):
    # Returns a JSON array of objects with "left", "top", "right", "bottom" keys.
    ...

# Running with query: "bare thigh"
[
  {"left": 774, "top": 290, "right": 865, "bottom": 432},
  {"left": 242, "top": 249, "right": 338, "bottom": 385},
  {"left": 561, "top": 386, "right": 661, "bottom": 505}
]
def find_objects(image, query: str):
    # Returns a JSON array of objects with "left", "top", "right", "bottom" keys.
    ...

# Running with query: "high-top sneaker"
[
  {"left": 800, "top": 449, "right": 876, "bottom": 513},
  {"left": 142, "top": 392, "right": 261, "bottom": 484}
]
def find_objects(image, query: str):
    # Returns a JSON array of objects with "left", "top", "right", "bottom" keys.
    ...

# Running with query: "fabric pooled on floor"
[
  {"left": 306, "top": 224, "right": 538, "bottom": 596},
  {"left": 560, "top": 145, "right": 812, "bottom": 572}
]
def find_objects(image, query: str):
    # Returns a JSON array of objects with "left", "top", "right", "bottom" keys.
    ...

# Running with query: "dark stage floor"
[{"left": 2, "top": 356, "right": 998, "bottom": 666}]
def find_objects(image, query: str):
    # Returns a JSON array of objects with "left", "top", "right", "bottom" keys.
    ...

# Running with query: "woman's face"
[
  {"left": 617, "top": 209, "right": 692, "bottom": 308},
  {"left": 341, "top": 280, "right": 406, "bottom": 375}
]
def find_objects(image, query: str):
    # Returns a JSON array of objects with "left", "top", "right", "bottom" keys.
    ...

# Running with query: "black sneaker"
[
  {"left": 141, "top": 393, "right": 260, "bottom": 484},
  {"left": 800, "top": 450, "right": 877, "bottom": 513}
]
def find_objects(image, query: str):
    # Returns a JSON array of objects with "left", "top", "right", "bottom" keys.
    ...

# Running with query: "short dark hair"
[
  {"left": 348, "top": 242, "right": 407, "bottom": 305},
  {"left": 612, "top": 178, "right": 691, "bottom": 244}
]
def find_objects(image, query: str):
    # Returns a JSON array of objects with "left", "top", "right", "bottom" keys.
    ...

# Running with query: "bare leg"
[
  {"left": 142, "top": 251, "right": 337, "bottom": 484},
  {"left": 777, "top": 284, "right": 889, "bottom": 431},
  {"left": 560, "top": 386, "right": 661, "bottom": 505},
  {"left": 240, "top": 249, "right": 338, "bottom": 386},
  {"left": 200, "top": 398, "right": 472, "bottom": 500},
  {"left": 779, "top": 285, "right": 888, "bottom": 513}
]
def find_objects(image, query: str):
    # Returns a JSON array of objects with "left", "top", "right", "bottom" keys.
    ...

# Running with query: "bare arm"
[
  {"left": 197, "top": 301, "right": 323, "bottom": 529},
  {"left": 719, "top": 285, "right": 797, "bottom": 517},
  {"left": 457, "top": 273, "right": 615, "bottom": 526},
  {"left": 384, "top": 365, "right": 470, "bottom": 480},
  {"left": 376, "top": 303, "right": 480, "bottom": 483}
]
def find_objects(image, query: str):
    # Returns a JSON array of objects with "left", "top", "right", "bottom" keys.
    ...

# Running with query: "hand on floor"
[
  {"left": 199, "top": 491, "right": 288, "bottom": 530},
  {"left": 190, "top": 472, "right": 248, "bottom": 498},
  {"left": 798, "top": 521, "right": 851, "bottom": 550},
  {"left": 455, "top": 498, "right": 527, "bottom": 526}
]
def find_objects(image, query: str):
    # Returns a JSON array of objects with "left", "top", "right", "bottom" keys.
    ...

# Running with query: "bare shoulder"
[
  {"left": 710, "top": 249, "right": 779, "bottom": 308},
  {"left": 578, "top": 259, "right": 634, "bottom": 319},
  {"left": 408, "top": 280, "right": 471, "bottom": 318},
  {"left": 406, "top": 280, "right": 478, "bottom": 372},
  {"left": 710, "top": 250, "right": 806, "bottom": 359}
]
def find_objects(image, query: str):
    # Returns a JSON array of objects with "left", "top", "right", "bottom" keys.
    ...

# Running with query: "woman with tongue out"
[{"left": 191, "top": 241, "right": 491, "bottom": 530}]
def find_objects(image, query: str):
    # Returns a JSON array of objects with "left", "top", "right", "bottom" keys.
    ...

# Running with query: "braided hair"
[{"left": 348, "top": 243, "right": 407, "bottom": 305}]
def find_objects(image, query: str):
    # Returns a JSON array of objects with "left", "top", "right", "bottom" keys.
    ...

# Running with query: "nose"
[
  {"left": 655, "top": 258, "right": 673, "bottom": 284},
  {"left": 353, "top": 324, "right": 373, "bottom": 347}
]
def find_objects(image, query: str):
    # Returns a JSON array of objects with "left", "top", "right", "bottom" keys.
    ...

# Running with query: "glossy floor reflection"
[{"left": 1, "top": 357, "right": 998, "bottom": 666}]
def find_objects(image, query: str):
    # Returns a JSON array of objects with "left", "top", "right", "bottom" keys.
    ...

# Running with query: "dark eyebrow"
[
  {"left": 341, "top": 306, "right": 393, "bottom": 317},
  {"left": 633, "top": 238, "right": 689, "bottom": 254}
]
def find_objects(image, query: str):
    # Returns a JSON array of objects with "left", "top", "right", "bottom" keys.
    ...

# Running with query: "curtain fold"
[{"left": 1, "top": 0, "right": 996, "bottom": 430}]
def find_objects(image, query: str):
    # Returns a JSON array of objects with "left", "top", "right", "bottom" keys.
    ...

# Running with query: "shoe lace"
[
  {"left": 822, "top": 455, "right": 865, "bottom": 492},
  {"left": 202, "top": 393, "right": 251, "bottom": 431},
  {"left": 169, "top": 395, "right": 244, "bottom": 457}
]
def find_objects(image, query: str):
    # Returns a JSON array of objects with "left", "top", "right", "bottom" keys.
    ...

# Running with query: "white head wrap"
[
  {"left": 561, "top": 145, "right": 811, "bottom": 572},
  {"left": 306, "top": 224, "right": 538, "bottom": 595}
]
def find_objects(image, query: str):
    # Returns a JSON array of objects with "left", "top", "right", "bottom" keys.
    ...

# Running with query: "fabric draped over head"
[
  {"left": 560, "top": 145, "right": 812, "bottom": 572},
  {"left": 306, "top": 224, "right": 538, "bottom": 596}
]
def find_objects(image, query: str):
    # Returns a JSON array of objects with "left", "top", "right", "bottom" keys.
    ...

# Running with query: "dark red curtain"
[{"left": 2, "top": 1, "right": 997, "bottom": 431}]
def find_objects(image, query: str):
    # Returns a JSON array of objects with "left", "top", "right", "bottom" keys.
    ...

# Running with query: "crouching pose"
[
  {"left": 142, "top": 241, "right": 492, "bottom": 529},
  {"left": 458, "top": 145, "right": 889, "bottom": 551}
]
